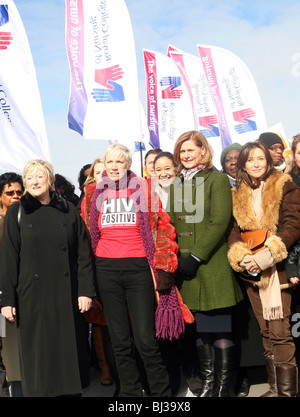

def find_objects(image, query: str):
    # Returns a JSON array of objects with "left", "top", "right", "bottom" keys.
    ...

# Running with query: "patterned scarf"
[{"left": 181, "top": 164, "right": 206, "bottom": 180}]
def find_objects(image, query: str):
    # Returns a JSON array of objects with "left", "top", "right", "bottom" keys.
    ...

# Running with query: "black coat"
[
  {"left": 285, "top": 239, "right": 300, "bottom": 279},
  {"left": 0, "top": 191, "right": 95, "bottom": 397}
]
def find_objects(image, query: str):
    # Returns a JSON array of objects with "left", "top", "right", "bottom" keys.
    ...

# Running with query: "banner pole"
[{"left": 140, "top": 142, "right": 143, "bottom": 177}]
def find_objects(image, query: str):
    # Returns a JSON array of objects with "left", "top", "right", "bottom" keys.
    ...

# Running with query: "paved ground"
[
  {"left": 82, "top": 340, "right": 300, "bottom": 398},
  {"left": 82, "top": 365, "right": 270, "bottom": 398}
]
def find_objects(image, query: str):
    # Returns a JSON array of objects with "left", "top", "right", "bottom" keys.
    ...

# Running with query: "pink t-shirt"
[{"left": 95, "top": 188, "right": 146, "bottom": 258}]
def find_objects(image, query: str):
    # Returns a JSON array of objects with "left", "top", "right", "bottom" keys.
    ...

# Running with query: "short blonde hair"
[
  {"left": 23, "top": 159, "right": 55, "bottom": 191},
  {"left": 85, "top": 157, "right": 105, "bottom": 184},
  {"left": 104, "top": 143, "right": 132, "bottom": 168}
]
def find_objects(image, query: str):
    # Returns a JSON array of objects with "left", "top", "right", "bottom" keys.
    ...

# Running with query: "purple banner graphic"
[
  {"left": 65, "top": 0, "right": 88, "bottom": 136},
  {"left": 144, "top": 50, "right": 159, "bottom": 149},
  {"left": 198, "top": 46, "right": 232, "bottom": 148}
]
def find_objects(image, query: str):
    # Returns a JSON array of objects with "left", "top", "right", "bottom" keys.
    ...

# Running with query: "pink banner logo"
[
  {"left": 92, "top": 65, "right": 125, "bottom": 102},
  {"left": 160, "top": 76, "right": 183, "bottom": 99},
  {"left": 233, "top": 108, "right": 257, "bottom": 134},
  {"left": 0, "top": 31, "right": 12, "bottom": 49},
  {"left": 0, "top": 5, "right": 13, "bottom": 50},
  {"left": 199, "top": 115, "right": 220, "bottom": 138}
]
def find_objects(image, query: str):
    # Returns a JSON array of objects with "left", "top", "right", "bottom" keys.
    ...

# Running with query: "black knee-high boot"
[
  {"left": 214, "top": 346, "right": 235, "bottom": 397},
  {"left": 182, "top": 331, "right": 202, "bottom": 396},
  {"left": 197, "top": 344, "right": 215, "bottom": 397}
]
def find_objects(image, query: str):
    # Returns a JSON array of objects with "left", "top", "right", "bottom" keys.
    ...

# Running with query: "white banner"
[
  {"left": 65, "top": 0, "right": 142, "bottom": 144},
  {"left": 168, "top": 45, "right": 223, "bottom": 168},
  {"left": 197, "top": 44, "right": 267, "bottom": 148},
  {"left": 143, "top": 48, "right": 194, "bottom": 151},
  {"left": 0, "top": 0, "right": 51, "bottom": 172}
]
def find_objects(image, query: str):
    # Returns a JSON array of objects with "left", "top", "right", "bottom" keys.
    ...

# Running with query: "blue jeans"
[{"left": 95, "top": 257, "right": 170, "bottom": 397}]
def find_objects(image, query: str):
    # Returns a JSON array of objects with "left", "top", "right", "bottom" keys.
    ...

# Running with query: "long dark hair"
[
  {"left": 78, "top": 164, "right": 91, "bottom": 191},
  {"left": 235, "top": 141, "right": 274, "bottom": 189},
  {"left": 290, "top": 134, "right": 300, "bottom": 173}
]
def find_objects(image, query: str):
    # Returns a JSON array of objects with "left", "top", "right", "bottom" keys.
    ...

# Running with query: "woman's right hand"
[
  {"left": 240, "top": 254, "right": 261, "bottom": 274},
  {"left": 177, "top": 255, "right": 201, "bottom": 278},
  {"left": 1, "top": 306, "right": 16, "bottom": 322}
]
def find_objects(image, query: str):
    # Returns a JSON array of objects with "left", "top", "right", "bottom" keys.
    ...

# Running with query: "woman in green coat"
[{"left": 168, "top": 131, "right": 243, "bottom": 397}]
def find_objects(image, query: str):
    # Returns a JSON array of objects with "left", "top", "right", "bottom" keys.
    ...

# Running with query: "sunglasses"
[
  {"left": 3, "top": 190, "right": 23, "bottom": 196},
  {"left": 269, "top": 145, "right": 284, "bottom": 152}
]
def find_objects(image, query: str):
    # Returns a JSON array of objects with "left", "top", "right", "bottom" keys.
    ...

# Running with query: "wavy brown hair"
[
  {"left": 173, "top": 130, "right": 213, "bottom": 171},
  {"left": 290, "top": 134, "right": 300, "bottom": 172},
  {"left": 85, "top": 157, "right": 105, "bottom": 185},
  {"left": 236, "top": 141, "right": 274, "bottom": 189}
]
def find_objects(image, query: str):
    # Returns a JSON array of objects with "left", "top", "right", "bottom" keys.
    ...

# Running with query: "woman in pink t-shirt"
[{"left": 90, "top": 144, "right": 180, "bottom": 397}]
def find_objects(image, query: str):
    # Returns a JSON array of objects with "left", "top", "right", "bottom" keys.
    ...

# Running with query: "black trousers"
[
  {"left": 95, "top": 257, "right": 170, "bottom": 397},
  {"left": 0, "top": 338, "right": 9, "bottom": 397}
]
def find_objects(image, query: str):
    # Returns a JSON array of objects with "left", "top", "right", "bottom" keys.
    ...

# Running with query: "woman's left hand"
[
  {"left": 289, "top": 277, "right": 300, "bottom": 285},
  {"left": 243, "top": 255, "right": 262, "bottom": 274},
  {"left": 78, "top": 296, "right": 92, "bottom": 313}
]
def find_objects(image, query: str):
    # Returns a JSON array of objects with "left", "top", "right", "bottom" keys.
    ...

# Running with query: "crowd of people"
[{"left": 0, "top": 130, "right": 300, "bottom": 398}]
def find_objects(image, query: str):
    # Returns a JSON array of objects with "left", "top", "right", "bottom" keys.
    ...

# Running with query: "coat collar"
[
  {"left": 21, "top": 191, "right": 69, "bottom": 214},
  {"left": 177, "top": 170, "right": 213, "bottom": 187}
]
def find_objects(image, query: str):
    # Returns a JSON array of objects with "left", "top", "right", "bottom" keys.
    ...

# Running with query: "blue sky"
[{"left": 8, "top": 0, "right": 300, "bottom": 190}]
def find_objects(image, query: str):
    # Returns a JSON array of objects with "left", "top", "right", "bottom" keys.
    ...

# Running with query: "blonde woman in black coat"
[{"left": 0, "top": 160, "right": 95, "bottom": 397}]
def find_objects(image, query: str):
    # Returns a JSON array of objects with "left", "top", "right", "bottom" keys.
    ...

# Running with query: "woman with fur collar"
[{"left": 228, "top": 141, "right": 300, "bottom": 397}]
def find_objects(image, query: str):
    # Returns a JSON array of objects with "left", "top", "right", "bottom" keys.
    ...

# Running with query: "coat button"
[
  {"left": 34, "top": 274, "right": 40, "bottom": 280},
  {"left": 64, "top": 272, "right": 69, "bottom": 277},
  {"left": 61, "top": 246, "right": 67, "bottom": 251}
]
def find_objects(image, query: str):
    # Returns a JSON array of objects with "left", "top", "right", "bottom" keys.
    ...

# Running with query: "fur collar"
[
  {"left": 232, "top": 170, "right": 292, "bottom": 233},
  {"left": 21, "top": 191, "right": 69, "bottom": 214}
]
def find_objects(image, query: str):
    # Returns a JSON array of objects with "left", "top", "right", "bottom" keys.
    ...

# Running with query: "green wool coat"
[{"left": 168, "top": 170, "right": 243, "bottom": 312}]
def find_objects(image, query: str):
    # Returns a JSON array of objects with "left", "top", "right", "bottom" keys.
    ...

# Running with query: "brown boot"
[
  {"left": 260, "top": 355, "right": 277, "bottom": 397},
  {"left": 276, "top": 364, "right": 298, "bottom": 397},
  {"left": 92, "top": 326, "right": 113, "bottom": 386}
]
